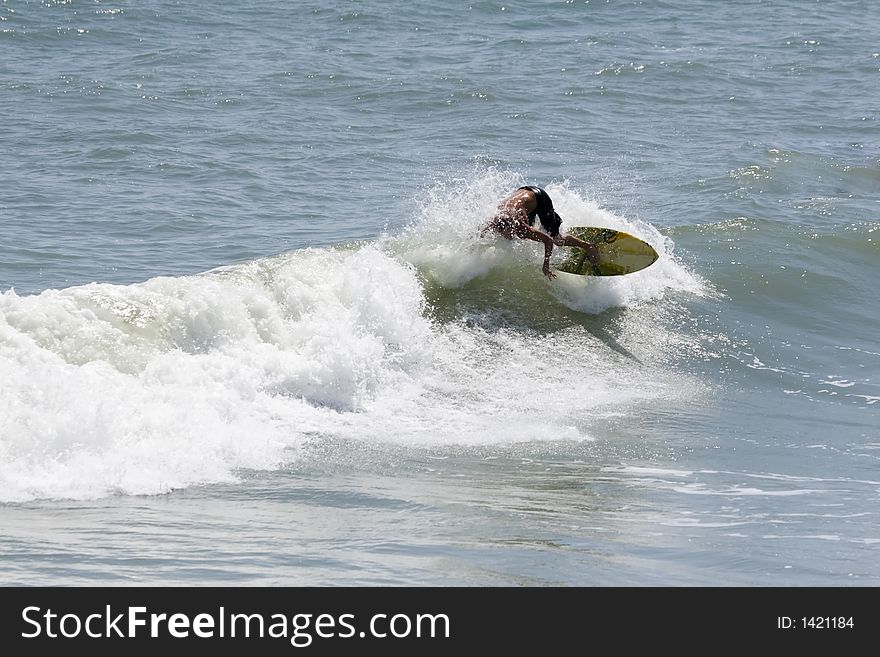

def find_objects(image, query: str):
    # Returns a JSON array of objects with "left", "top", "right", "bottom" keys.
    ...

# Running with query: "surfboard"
[{"left": 556, "top": 226, "right": 659, "bottom": 276}]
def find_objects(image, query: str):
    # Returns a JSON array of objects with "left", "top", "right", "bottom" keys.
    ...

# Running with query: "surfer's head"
[{"left": 540, "top": 211, "right": 562, "bottom": 237}]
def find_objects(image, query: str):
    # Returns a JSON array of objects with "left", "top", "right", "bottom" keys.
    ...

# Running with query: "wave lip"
[{"left": 0, "top": 245, "right": 433, "bottom": 502}]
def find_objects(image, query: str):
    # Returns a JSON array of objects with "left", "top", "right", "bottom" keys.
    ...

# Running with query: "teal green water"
[{"left": 1, "top": 1, "right": 878, "bottom": 585}]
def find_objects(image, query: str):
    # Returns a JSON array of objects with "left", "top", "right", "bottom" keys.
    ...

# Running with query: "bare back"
[{"left": 484, "top": 188, "right": 538, "bottom": 238}]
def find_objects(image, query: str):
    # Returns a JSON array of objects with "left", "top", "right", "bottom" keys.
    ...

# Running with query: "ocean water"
[{"left": 0, "top": 0, "right": 877, "bottom": 586}]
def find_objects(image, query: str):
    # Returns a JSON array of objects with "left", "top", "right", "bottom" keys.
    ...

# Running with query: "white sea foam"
[
  {"left": 394, "top": 168, "right": 521, "bottom": 287},
  {"left": 0, "top": 246, "right": 435, "bottom": 501}
]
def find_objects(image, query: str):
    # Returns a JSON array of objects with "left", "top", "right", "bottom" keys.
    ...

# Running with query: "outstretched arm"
[
  {"left": 520, "top": 226, "right": 557, "bottom": 279},
  {"left": 553, "top": 234, "right": 600, "bottom": 265}
]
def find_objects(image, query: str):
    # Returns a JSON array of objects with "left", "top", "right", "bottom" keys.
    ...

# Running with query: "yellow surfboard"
[{"left": 556, "top": 226, "right": 659, "bottom": 276}]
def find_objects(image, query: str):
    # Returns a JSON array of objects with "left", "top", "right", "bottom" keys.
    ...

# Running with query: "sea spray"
[{"left": 393, "top": 171, "right": 707, "bottom": 313}]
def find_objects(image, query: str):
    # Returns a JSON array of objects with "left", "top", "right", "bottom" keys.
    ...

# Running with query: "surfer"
[{"left": 481, "top": 186, "right": 600, "bottom": 280}]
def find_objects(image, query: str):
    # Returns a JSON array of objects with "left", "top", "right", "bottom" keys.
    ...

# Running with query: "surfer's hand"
[
  {"left": 542, "top": 261, "right": 556, "bottom": 280},
  {"left": 586, "top": 243, "right": 601, "bottom": 265}
]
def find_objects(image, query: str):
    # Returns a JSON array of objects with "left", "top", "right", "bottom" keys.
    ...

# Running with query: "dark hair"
[
  {"left": 540, "top": 211, "right": 562, "bottom": 237},
  {"left": 521, "top": 186, "right": 562, "bottom": 236}
]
